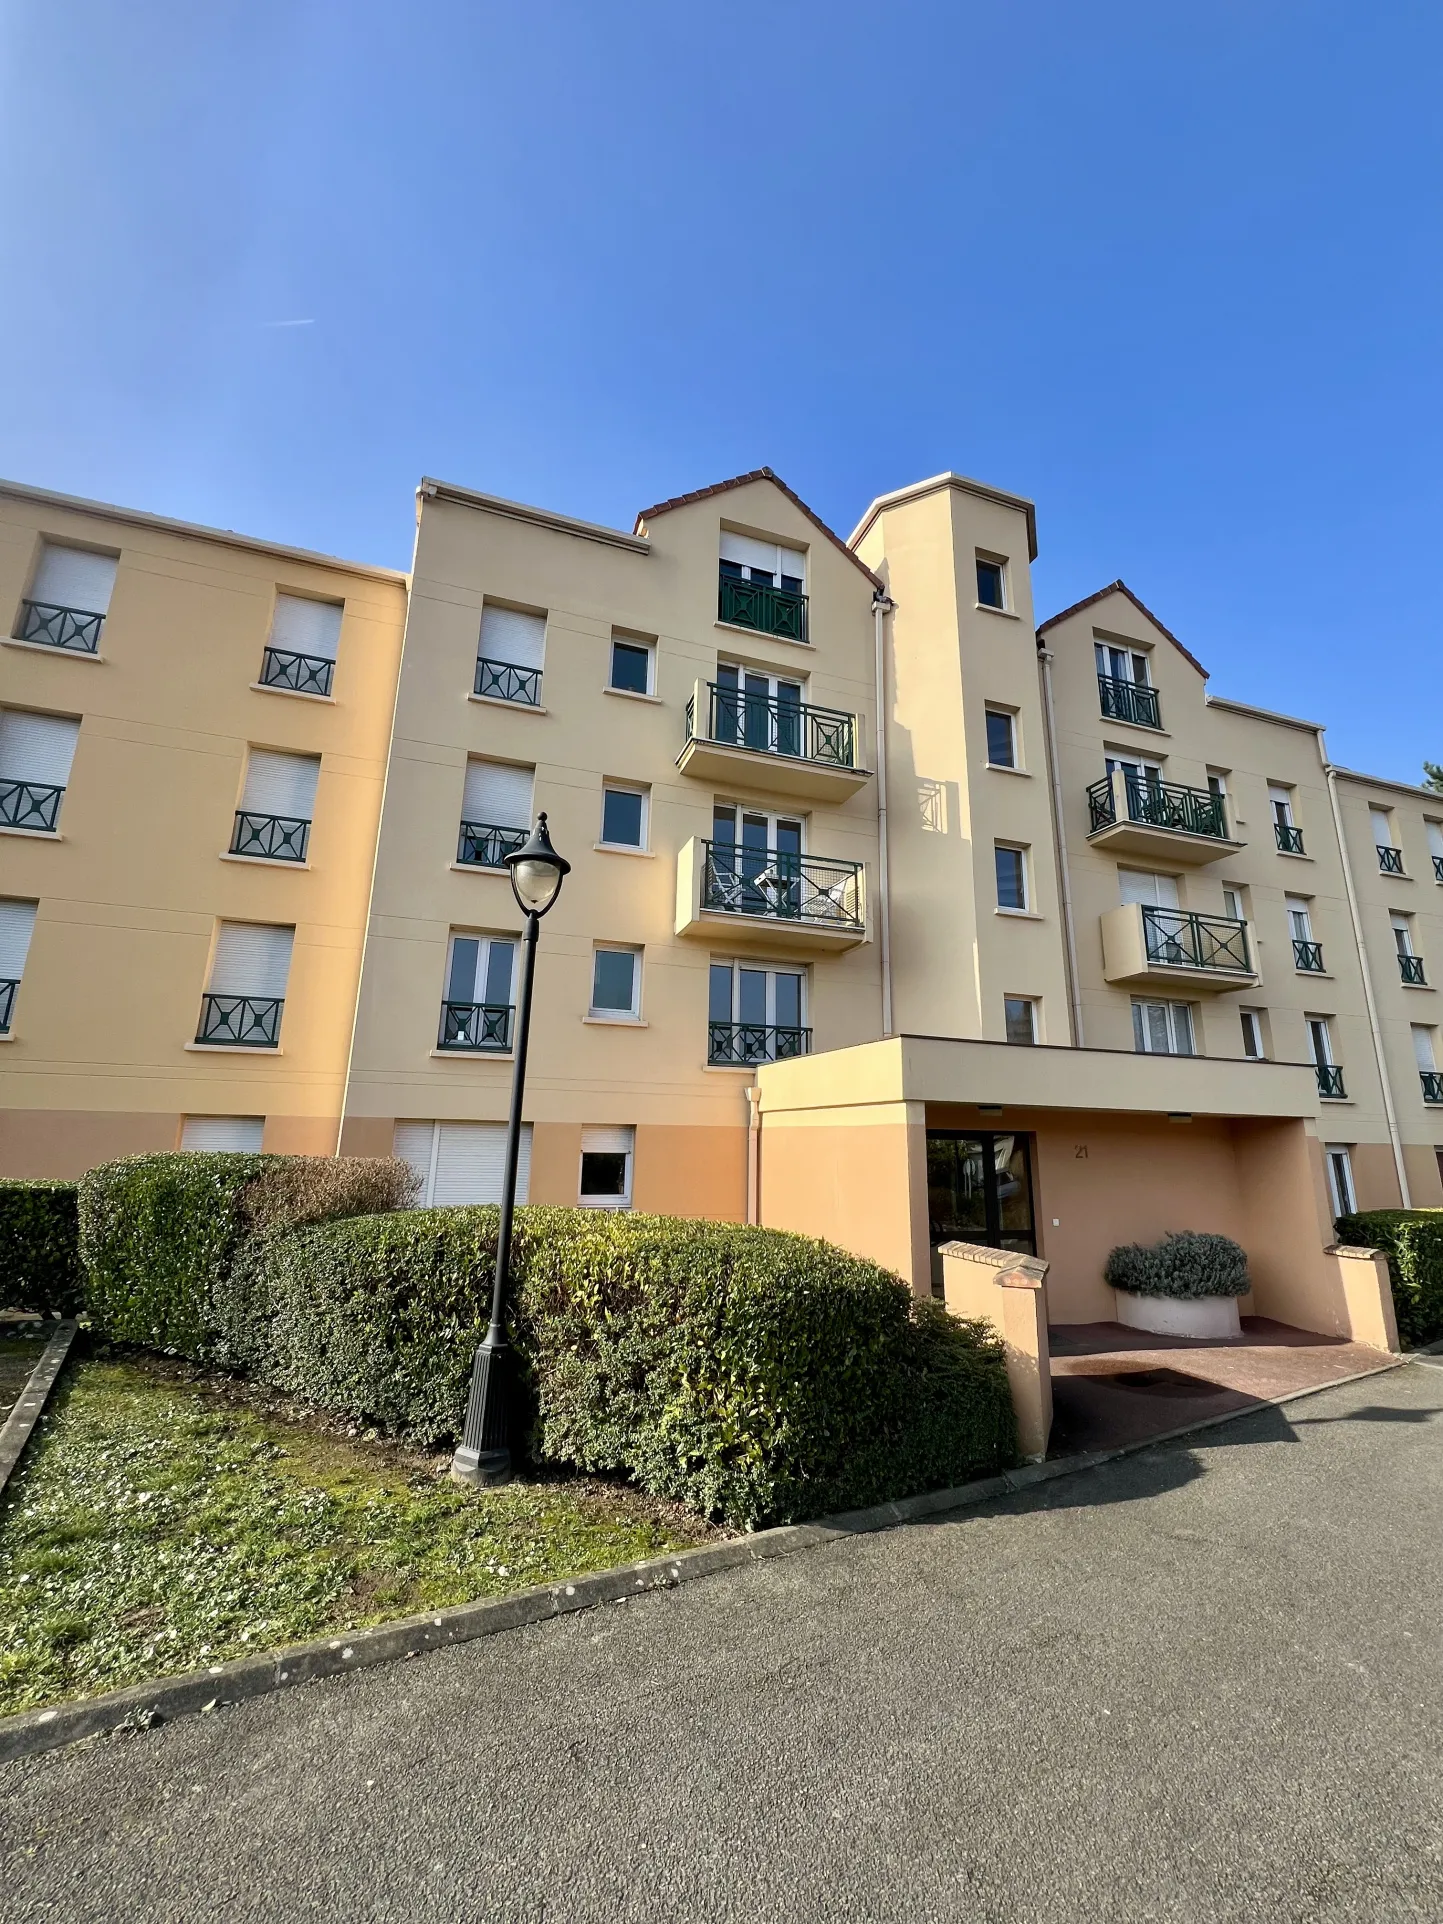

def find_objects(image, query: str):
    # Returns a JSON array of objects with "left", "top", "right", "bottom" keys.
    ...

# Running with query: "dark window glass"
[
  {"left": 747, "top": 568, "right": 774, "bottom": 586},
  {"left": 709, "top": 963, "right": 733, "bottom": 1023},
  {"left": 719, "top": 559, "right": 744, "bottom": 578},
  {"left": 986, "top": 711, "right": 1015, "bottom": 767},
  {"left": 779, "top": 574, "right": 804, "bottom": 594},
  {"left": 1004, "top": 997, "right": 1035, "bottom": 1045},
  {"left": 995, "top": 846, "right": 1026, "bottom": 910},
  {"left": 738, "top": 968, "right": 766, "bottom": 1026},
  {"left": 774, "top": 973, "right": 803, "bottom": 1028},
  {"left": 447, "top": 937, "right": 479, "bottom": 1003},
  {"left": 601, "top": 788, "right": 644, "bottom": 847},
  {"left": 483, "top": 941, "right": 514, "bottom": 1006},
  {"left": 592, "top": 950, "right": 636, "bottom": 1012},
  {"left": 976, "top": 559, "right": 1005, "bottom": 609},
  {"left": 610, "top": 640, "right": 651, "bottom": 694},
  {"left": 580, "top": 1152, "right": 628, "bottom": 1197}
]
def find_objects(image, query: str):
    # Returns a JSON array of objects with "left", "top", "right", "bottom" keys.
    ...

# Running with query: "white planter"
[{"left": 1114, "top": 1290, "right": 1242, "bottom": 1339}]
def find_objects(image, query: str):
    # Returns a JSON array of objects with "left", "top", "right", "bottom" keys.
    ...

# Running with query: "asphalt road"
[{"left": 4, "top": 1364, "right": 1442, "bottom": 1924}]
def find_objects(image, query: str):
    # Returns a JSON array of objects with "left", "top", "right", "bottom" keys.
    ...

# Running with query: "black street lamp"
[{"left": 451, "top": 812, "right": 570, "bottom": 1487}]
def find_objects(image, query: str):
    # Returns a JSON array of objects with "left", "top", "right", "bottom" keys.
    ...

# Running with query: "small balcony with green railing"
[
  {"left": 1377, "top": 843, "right": 1405, "bottom": 875},
  {"left": 1293, "top": 938, "right": 1325, "bottom": 973},
  {"left": 675, "top": 838, "right": 867, "bottom": 952},
  {"left": 437, "top": 1000, "right": 514, "bottom": 1053},
  {"left": 1398, "top": 951, "right": 1427, "bottom": 986},
  {"left": 1086, "top": 769, "right": 1241, "bottom": 865},
  {"left": 707, "top": 1021, "right": 812, "bottom": 1067},
  {"left": 1101, "top": 901, "right": 1257, "bottom": 993},
  {"left": 677, "top": 679, "right": 871, "bottom": 801},
  {"left": 1421, "top": 1070, "right": 1443, "bottom": 1106},
  {"left": 1096, "top": 675, "right": 1161, "bottom": 730},
  {"left": 717, "top": 569, "right": 808, "bottom": 644},
  {"left": 1315, "top": 1063, "right": 1346, "bottom": 1100}
]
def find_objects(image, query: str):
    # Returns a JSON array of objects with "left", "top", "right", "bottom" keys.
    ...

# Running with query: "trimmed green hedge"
[
  {"left": 1335, "top": 1210, "right": 1443, "bottom": 1348},
  {"left": 0, "top": 1179, "right": 83, "bottom": 1316},
  {"left": 1104, "top": 1230, "right": 1250, "bottom": 1300}
]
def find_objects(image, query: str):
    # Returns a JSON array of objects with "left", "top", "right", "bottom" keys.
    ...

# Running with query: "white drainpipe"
[
  {"left": 1038, "top": 644, "right": 1084, "bottom": 1046},
  {"left": 745, "top": 1084, "right": 761, "bottom": 1225},
  {"left": 872, "top": 590, "right": 895, "bottom": 1036},
  {"left": 1321, "top": 733, "right": 1410, "bottom": 1206}
]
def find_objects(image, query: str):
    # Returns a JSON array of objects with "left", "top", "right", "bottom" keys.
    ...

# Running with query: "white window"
[
  {"left": 1286, "top": 895, "right": 1314, "bottom": 942},
  {"left": 1427, "top": 819, "right": 1443, "bottom": 876},
  {"left": 395, "top": 1120, "right": 531, "bottom": 1207},
  {"left": 1094, "top": 642, "right": 1150, "bottom": 686},
  {"left": 0, "top": 899, "right": 37, "bottom": 1032},
  {"left": 591, "top": 946, "right": 641, "bottom": 1019},
  {"left": 240, "top": 749, "right": 320, "bottom": 823},
  {"left": 1391, "top": 913, "right": 1415, "bottom": 957},
  {"left": 1306, "top": 1016, "right": 1335, "bottom": 1068},
  {"left": 208, "top": 922, "right": 294, "bottom": 999},
  {"left": 975, "top": 554, "right": 1007, "bottom": 610},
  {"left": 459, "top": 761, "right": 534, "bottom": 868},
  {"left": 181, "top": 1117, "right": 265, "bottom": 1152},
  {"left": 1004, "top": 996, "right": 1038, "bottom": 1045},
  {"left": 708, "top": 961, "right": 806, "bottom": 1063},
  {"left": 579, "top": 1124, "right": 635, "bottom": 1209},
  {"left": 713, "top": 663, "right": 806, "bottom": 755},
  {"left": 1240, "top": 1009, "right": 1266, "bottom": 1059},
  {"left": 269, "top": 594, "right": 342, "bottom": 662},
  {"left": 1268, "top": 783, "right": 1296, "bottom": 827},
  {"left": 1411, "top": 1025, "right": 1437, "bottom": 1072},
  {"left": 478, "top": 603, "right": 546, "bottom": 671},
  {"left": 1324, "top": 1144, "right": 1356, "bottom": 1218},
  {"left": 599, "top": 782, "right": 648, "bottom": 850},
  {"left": 441, "top": 932, "right": 516, "bottom": 1050},
  {"left": 1222, "top": 885, "right": 1245, "bottom": 923},
  {"left": 28, "top": 545, "right": 118, "bottom": 618},
  {"left": 1118, "top": 870, "right": 1180, "bottom": 909},
  {"left": 609, "top": 633, "right": 655, "bottom": 695},
  {"left": 1370, "top": 806, "right": 1395, "bottom": 850},
  {"left": 719, "top": 533, "right": 806, "bottom": 593},
  {"left": 1132, "top": 999, "right": 1195, "bottom": 1056},
  {"left": 995, "top": 844, "right": 1029, "bottom": 912},
  {"left": 0, "top": 711, "right": 81, "bottom": 830},
  {"left": 985, "top": 709, "right": 1017, "bottom": 768}
]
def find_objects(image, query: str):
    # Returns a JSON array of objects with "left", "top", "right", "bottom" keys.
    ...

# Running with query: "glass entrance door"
[{"left": 926, "top": 1132, "right": 1036, "bottom": 1288}]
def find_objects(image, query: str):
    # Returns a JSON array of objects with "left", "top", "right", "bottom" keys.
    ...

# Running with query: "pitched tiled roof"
[
  {"left": 1037, "top": 579, "right": 1208, "bottom": 678},
  {"left": 634, "top": 468, "right": 884, "bottom": 591}
]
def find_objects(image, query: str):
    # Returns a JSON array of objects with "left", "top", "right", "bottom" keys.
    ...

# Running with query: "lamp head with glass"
[{"left": 506, "top": 812, "right": 571, "bottom": 917}]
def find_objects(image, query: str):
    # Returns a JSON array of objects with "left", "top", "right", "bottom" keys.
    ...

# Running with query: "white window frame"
[
  {"left": 1094, "top": 641, "right": 1151, "bottom": 687},
  {"left": 709, "top": 959, "right": 807, "bottom": 1031},
  {"left": 1268, "top": 784, "right": 1296, "bottom": 829},
  {"left": 1391, "top": 913, "right": 1415, "bottom": 958},
  {"left": 1286, "top": 895, "right": 1314, "bottom": 943},
  {"left": 1306, "top": 1016, "right": 1335, "bottom": 1068},
  {"left": 589, "top": 945, "right": 642, "bottom": 1021},
  {"left": 444, "top": 930, "right": 516, "bottom": 1010},
  {"left": 598, "top": 781, "right": 649, "bottom": 852},
  {"left": 975, "top": 552, "right": 1008, "bottom": 612},
  {"left": 1131, "top": 998, "right": 1195, "bottom": 1056},
  {"left": 608, "top": 632, "right": 656, "bottom": 697},
  {"left": 1240, "top": 1009, "right": 1266, "bottom": 1060},
  {"left": 1324, "top": 1144, "right": 1356, "bottom": 1218},
  {"left": 1410, "top": 1024, "right": 1437, "bottom": 1073},
  {"left": 718, "top": 533, "right": 807, "bottom": 593},
  {"left": 984, "top": 707, "right": 1019, "bottom": 770},
  {"left": 995, "top": 842, "right": 1030, "bottom": 914},
  {"left": 579, "top": 1125, "right": 635, "bottom": 1210},
  {"left": 1003, "top": 995, "right": 1038, "bottom": 1045}
]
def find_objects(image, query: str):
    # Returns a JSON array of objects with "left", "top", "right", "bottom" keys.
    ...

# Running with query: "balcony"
[
  {"left": 1315, "top": 1064, "right": 1346, "bottom": 1100},
  {"left": 1398, "top": 953, "right": 1427, "bottom": 986},
  {"left": 1422, "top": 1071, "right": 1443, "bottom": 1105},
  {"left": 195, "top": 993, "right": 283, "bottom": 1048},
  {"left": 708, "top": 1021, "right": 812, "bottom": 1067},
  {"left": 1086, "top": 771, "right": 1242, "bottom": 865},
  {"left": 1377, "top": 844, "right": 1405, "bottom": 875},
  {"left": 17, "top": 600, "right": 104, "bottom": 654},
  {"left": 717, "top": 571, "right": 808, "bottom": 644},
  {"left": 1100, "top": 903, "right": 1257, "bottom": 993},
  {"left": 1275, "top": 822, "right": 1305, "bottom": 855},
  {"left": 437, "top": 1000, "right": 514, "bottom": 1052},
  {"left": 0, "top": 979, "right": 15, "bottom": 1034},
  {"left": 457, "top": 820, "right": 528, "bottom": 870},
  {"left": 230, "top": 811, "right": 310, "bottom": 863},
  {"left": 676, "top": 681, "right": 870, "bottom": 802},
  {"left": 0, "top": 779, "right": 63, "bottom": 833},
  {"left": 474, "top": 656, "right": 541, "bottom": 707},
  {"left": 675, "top": 837, "right": 866, "bottom": 952},
  {"left": 260, "top": 645, "right": 334, "bottom": 697},
  {"left": 1097, "top": 675, "right": 1161, "bottom": 729},
  {"left": 1434, "top": 855, "right": 1443, "bottom": 883},
  {"left": 1293, "top": 939, "right": 1325, "bottom": 973}
]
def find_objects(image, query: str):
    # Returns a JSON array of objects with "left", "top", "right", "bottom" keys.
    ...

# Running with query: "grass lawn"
[{"left": 0, "top": 1350, "right": 718, "bottom": 1718}]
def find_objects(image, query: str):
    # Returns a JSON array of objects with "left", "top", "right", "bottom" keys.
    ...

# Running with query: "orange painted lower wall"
[
  {"left": 1402, "top": 1142, "right": 1443, "bottom": 1208},
  {"left": 1351, "top": 1141, "right": 1405, "bottom": 1211},
  {"left": 0, "top": 1110, "right": 179, "bottom": 1178},
  {"left": 759, "top": 1105, "right": 929, "bottom": 1289},
  {"left": 631, "top": 1124, "right": 746, "bottom": 1223}
]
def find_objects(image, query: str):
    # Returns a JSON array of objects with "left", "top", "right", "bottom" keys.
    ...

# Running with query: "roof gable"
[
  {"left": 1037, "top": 580, "right": 1208, "bottom": 678},
  {"left": 634, "top": 467, "right": 883, "bottom": 590}
]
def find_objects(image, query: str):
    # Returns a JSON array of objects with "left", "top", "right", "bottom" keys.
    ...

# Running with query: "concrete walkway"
[{"left": 3, "top": 1365, "right": 1442, "bottom": 1923}]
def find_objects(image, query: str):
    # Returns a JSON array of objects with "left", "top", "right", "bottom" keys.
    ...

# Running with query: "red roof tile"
[{"left": 1036, "top": 580, "right": 1208, "bottom": 678}]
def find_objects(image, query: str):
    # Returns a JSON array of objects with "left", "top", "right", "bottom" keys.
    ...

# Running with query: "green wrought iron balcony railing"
[
  {"left": 1293, "top": 938, "right": 1325, "bottom": 972},
  {"left": 1141, "top": 906, "right": 1251, "bottom": 974},
  {"left": 437, "top": 1000, "right": 514, "bottom": 1052},
  {"left": 260, "top": 645, "right": 335, "bottom": 697},
  {"left": 707, "top": 1021, "right": 812, "bottom": 1067},
  {"left": 18, "top": 599, "right": 104, "bottom": 653},
  {"left": 0, "top": 979, "right": 15, "bottom": 1034},
  {"left": 717, "top": 571, "right": 809, "bottom": 644},
  {"left": 196, "top": 993, "right": 283, "bottom": 1048},
  {"left": 1087, "top": 773, "right": 1229, "bottom": 841},
  {"left": 230, "top": 811, "right": 311, "bottom": 863},
  {"left": 1315, "top": 1064, "right": 1346, "bottom": 1100},
  {"left": 0, "top": 779, "right": 64, "bottom": 833},
  {"left": 1421, "top": 1070, "right": 1443, "bottom": 1106},
  {"left": 1096, "top": 675, "right": 1161, "bottom": 729},
  {"left": 1275, "top": 822, "right": 1305, "bottom": 854},
  {"left": 1398, "top": 952, "right": 1427, "bottom": 986},
  {"left": 1434, "top": 854, "right": 1443, "bottom": 883},
  {"left": 456, "top": 820, "right": 528, "bottom": 870},
  {"left": 700, "top": 843, "right": 864, "bottom": 930},
  {"left": 1377, "top": 844, "right": 1405, "bottom": 875},
  {"left": 685, "top": 684, "right": 856, "bottom": 768},
  {"left": 474, "top": 656, "right": 541, "bottom": 706}
]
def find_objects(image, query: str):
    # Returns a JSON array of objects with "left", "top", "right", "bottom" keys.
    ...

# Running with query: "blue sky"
[{"left": 1, "top": 1, "right": 1438, "bottom": 779}]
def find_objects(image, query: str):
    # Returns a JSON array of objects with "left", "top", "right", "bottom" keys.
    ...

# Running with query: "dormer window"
[
  {"left": 718, "top": 533, "right": 808, "bottom": 643},
  {"left": 719, "top": 533, "right": 806, "bottom": 593}
]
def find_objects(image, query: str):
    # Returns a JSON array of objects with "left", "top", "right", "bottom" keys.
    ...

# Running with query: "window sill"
[
  {"left": 449, "top": 862, "right": 511, "bottom": 877},
  {"left": 429, "top": 1048, "right": 514, "bottom": 1062},
  {"left": 583, "top": 1014, "right": 648, "bottom": 1027},
  {"left": 703, "top": 1062, "right": 763, "bottom": 1074},
  {"left": 3, "top": 636, "right": 106, "bottom": 663},
  {"left": 0, "top": 1033, "right": 15, "bottom": 1043},
  {"left": 218, "top": 852, "right": 311, "bottom": 870},
  {"left": 594, "top": 842, "right": 655, "bottom": 858},
  {"left": 1275, "top": 848, "right": 1313, "bottom": 861},
  {"left": 975, "top": 603, "right": 1021, "bottom": 621},
  {"left": 1317, "top": 1095, "right": 1353, "bottom": 1105},
  {"left": 250, "top": 682, "right": 335, "bottom": 704},
  {"left": 184, "top": 1042, "right": 283, "bottom": 1055},
  {"left": 1294, "top": 970, "right": 1334, "bottom": 980},
  {"left": 714, "top": 620, "right": 812, "bottom": 651},
  {"left": 1098, "top": 717, "right": 1171, "bottom": 738},
  {"left": 1400, "top": 979, "right": 1435, "bottom": 991},
  {"left": 604, "top": 686, "right": 664, "bottom": 706},
  {"left": 986, "top": 762, "right": 1031, "bottom": 777},
  {"left": 468, "top": 692, "right": 548, "bottom": 716},
  {"left": 995, "top": 906, "right": 1043, "bottom": 920},
  {"left": 0, "top": 826, "right": 61, "bottom": 841}
]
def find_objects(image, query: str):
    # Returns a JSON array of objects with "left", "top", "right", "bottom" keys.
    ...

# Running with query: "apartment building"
[{"left": 0, "top": 462, "right": 1434, "bottom": 1346}]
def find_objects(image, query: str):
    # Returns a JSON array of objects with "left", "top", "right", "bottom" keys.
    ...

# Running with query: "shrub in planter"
[
  {"left": 0, "top": 1179, "right": 83, "bottom": 1316},
  {"left": 231, "top": 1205, "right": 1018, "bottom": 1530},
  {"left": 1104, "top": 1230, "right": 1250, "bottom": 1300},
  {"left": 1334, "top": 1209, "right": 1443, "bottom": 1348}
]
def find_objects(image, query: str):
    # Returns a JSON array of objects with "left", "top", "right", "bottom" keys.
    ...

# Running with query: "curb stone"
[
  {"left": 0, "top": 1320, "right": 77, "bottom": 1502},
  {"left": 0, "top": 1346, "right": 1413, "bottom": 1766}
]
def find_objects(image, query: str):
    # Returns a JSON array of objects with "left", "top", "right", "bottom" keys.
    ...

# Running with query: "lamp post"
[{"left": 451, "top": 812, "right": 570, "bottom": 1487}]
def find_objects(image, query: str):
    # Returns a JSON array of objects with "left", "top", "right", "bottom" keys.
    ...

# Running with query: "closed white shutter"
[
  {"left": 479, "top": 606, "right": 545, "bottom": 669},
  {"left": 1428, "top": 822, "right": 1443, "bottom": 862},
  {"left": 581, "top": 1124, "right": 634, "bottom": 1157},
  {"left": 1370, "top": 808, "right": 1393, "bottom": 847},
  {"left": 208, "top": 922, "right": 294, "bottom": 997},
  {"left": 1412, "top": 1026, "right": 1436, "bottom": 1072},
  {"left": 394, "top": 1122, "right": 438, "bottom": 1200},
  {"left": 1118, "top": 870, "right": 1179, "bottom": 908},
  {"left": 31, "top": 545, "right": 118, "bottom": 615},
  {"left": 778, "top": 545, "right": 806, "bottom": 585},
  {"left": 393, "top": 1121, "right": 532, "bottom": 1205},
  {"left": 0, "top": 712, "right": 80, "bottom": 786},
  {"left": 462, "top": 758, "right": 533, "bottom": 827},
  {"left": 181, "top": 1116, "right": 265, "bottom": 1152},
  {"left": 269, "top": 595, "right": 342, "bottom": 660},
  {"left": 719, "top": 532, "right": 777, "bottom": 574},
  {"left": 0, "top": 900, "right": 37, "bottom": 977},
  {"left": 241, "top": 750, "right": 321, "bottom": 819}
]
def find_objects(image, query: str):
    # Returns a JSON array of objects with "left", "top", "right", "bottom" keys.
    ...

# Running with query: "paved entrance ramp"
[{"left": 1048, "top": 1316, "right": 1396, "bottom": 1454}]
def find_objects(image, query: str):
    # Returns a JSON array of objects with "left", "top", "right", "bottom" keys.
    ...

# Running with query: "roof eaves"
[
  {"left": 1037, "top": 580, "right": 1208, "bottom": 678},
  {"left": 420, "top": 478, "right": 650, "bottom": 554},
  {"left": 633, "top": 467, "right": 883, "bottom": 591},
  {"left": 847, "top": 472, "right": 1039, "bottom": 561}
]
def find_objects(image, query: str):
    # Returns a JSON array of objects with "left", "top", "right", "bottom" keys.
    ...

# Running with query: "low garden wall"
[{"left": 1334, "top": 1210, "right": 1443, "bottom": 1349}]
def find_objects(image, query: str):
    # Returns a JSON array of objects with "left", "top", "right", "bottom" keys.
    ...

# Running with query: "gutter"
[
  {"left": 1037, "top": 645, "right": 1084, "bottom": 1045},
  {"left": 873, "top": 589, "right": 896, "bottom": 1036},
  {"left": 745, "top": 1085, "right": 761, "bottom": 1226}
]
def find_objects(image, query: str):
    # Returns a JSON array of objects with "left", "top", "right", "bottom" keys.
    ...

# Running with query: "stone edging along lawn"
[
  {"left": 0, "top": 1348, "right": 1407, "bottom": 1768},
  {"left": 0, "top": 1322, "right": 78, "bottom": 1501}
]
